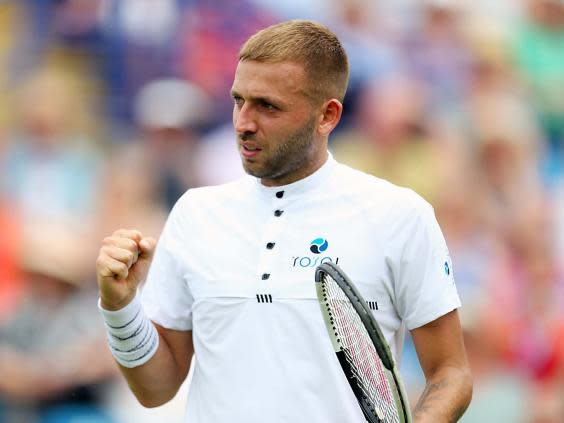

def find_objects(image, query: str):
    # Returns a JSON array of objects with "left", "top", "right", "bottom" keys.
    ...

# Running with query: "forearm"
[
  {"left": 413, "top": 366, "right": 473, "bottom": 423},
  {"left": 119, "top": 328, "right": 189, "bottom": 408},
  {"left": 99, "top": 295, "right": 192, "bottom": 408}
]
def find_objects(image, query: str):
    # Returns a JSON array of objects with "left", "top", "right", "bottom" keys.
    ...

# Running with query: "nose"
[{"left": 233, "top": 103, "right": 258, "bottom": 135}]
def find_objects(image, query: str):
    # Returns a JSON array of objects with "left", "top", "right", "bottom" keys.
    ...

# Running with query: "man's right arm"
[
  {"left": 96, "top": 228, "right": 193, "bottom": 407},
  {"left": 119, "top": 324, "right": 193, "bottom": 407}
]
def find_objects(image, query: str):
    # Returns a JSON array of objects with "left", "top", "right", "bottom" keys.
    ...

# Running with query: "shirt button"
[
  {"left": 261, "top": 273, "right": 270, "bottom": 280},
  {"left": 276, "top": 191, "right": 284, "bottom": 198},
  {"left": 266, "top": 242, "right": 275, "bottom": 249},
  {"left": 274, "top": 210, "right": 284, "bottom": 217}
]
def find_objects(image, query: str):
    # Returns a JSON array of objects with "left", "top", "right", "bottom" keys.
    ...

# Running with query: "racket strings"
[
  {"left": 332, "top": 297, "right": 394, "bottom": 415},
  {"left": 322, "top": 275, "right": 400, "bottom": 423}
]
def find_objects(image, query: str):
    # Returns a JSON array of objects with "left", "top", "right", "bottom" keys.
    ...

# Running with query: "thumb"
[{"left": 138, "top": 237, "right": 157, "bottom": 260}]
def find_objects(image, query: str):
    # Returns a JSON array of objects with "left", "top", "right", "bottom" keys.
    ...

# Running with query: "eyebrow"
[{"left": 230, "top": 89, "right": 287, "bottom": 109}]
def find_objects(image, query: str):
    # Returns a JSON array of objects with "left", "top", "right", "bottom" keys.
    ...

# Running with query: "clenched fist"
[{"left": 96, "top": 229, "right": 157, "bottom": 311}]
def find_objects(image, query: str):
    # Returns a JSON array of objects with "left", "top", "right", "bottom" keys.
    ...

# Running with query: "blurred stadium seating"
[{"left": 0, "top": 1, "right": 562, "bottom": 422}]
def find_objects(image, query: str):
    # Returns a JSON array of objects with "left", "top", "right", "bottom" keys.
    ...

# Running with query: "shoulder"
[
  {"left": 178, "top": 176, "right": 252, "bottom": 206},
  {"left": 158, "top": 177, "right": 253, "bottom": 240},
  {"left": 332, "top": 162, "right": 433, "bottom": 218}
]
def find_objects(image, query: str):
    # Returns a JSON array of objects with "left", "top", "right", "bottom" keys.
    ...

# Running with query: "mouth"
[{"left": 240, "top": 142, "right": 263, "bottom": 158}]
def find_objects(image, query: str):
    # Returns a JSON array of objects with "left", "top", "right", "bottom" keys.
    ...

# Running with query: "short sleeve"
[
  {"left": 395, "top": 201, "right": 461, "bottom": 330},
  {"left": 141, "top": 197, "right": 194, "bottom": 331}
]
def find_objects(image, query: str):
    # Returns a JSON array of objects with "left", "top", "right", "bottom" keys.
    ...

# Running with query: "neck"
[{"left": 260, "top": 148, "right": 328, "bottom": 187}]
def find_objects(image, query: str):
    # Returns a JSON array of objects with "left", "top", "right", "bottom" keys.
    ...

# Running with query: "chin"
[{"left": 241, "top": 163, "right": 261, "bottom": 178}]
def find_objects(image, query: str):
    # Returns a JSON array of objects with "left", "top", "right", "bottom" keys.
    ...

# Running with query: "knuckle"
[
  {"left": 114, "top": 228, "right": 141, "bottom": 240},
  {"left": 124, "top": 250, "right": 134, "bottom": 262},
  {"left": 118, "top": 263, "right": 129, "bottom": 275},
  {"left": 101, "top": 245, "right": 120, "bottom": 261},
  {"left": 126, "top": 239, "right": 139, "bottom": 251}
]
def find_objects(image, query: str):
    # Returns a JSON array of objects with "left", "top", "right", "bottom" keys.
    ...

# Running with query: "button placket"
[
  {"left": 256, "top": 196, "right": 286, "bottom": 283},
  {"left": 273, "top": 189, "right": 285, "bottom": 218}
]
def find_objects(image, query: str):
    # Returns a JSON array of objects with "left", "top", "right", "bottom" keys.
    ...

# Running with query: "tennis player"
[{"left": 96, "top": 20, "right": 472, "bottom": 422}]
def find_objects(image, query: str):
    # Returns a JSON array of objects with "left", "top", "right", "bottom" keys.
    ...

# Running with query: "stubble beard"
[{"left": 241, "top": 116, "right": 318, "bottom": 182}]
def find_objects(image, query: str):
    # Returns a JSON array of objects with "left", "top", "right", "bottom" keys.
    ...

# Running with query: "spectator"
[
  {"left": 94, "top": 142, "right": 168, "bottom": 241},
  {"left": 467, "top": 89, "right": 544, "bottom": 235},
  {"left": 0, "top": 201, "right": 24, "bottom": 323},
  {"left": 514, "top": 0, "right": 564, "bottom": 179},
  {"left": 475, "top": 200, "right": 564, "bottom": 422},
  {"left": 0, "top": 67, "right": 102, "bottom": 227},
  {"left": 132, "top": 78, "right": 211, "bottom": 208},
  {"left": 1, "top": 2, "right": 563, "bottom": 421},
  {"left": 0, "top": 220, "right": 117, "bottom": 423},
  {"left": 404, "top": 0, "right": 474, "bottom": 110},
  {"left": 98, "top": 0, "right": 185, "bottom": 126},
  {"left": 331, "top": 73, "right": 447, "bottom": 204},
  {"left": 174, "top": 0, "right": 275, "bottom": 124},
  {"left": 189, "top": 122, "right": 246, "bottom": 186},
  {"left": 327, "top": 0, "right": 405, "bottom": 127}
]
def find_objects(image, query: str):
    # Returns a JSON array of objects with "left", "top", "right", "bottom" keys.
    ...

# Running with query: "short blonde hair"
[{"left": 239, "top": 20, "right": 349, "bottom": 104}]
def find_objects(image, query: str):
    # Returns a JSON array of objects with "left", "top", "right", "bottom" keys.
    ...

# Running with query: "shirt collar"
[{"left": 253, "top": 151, "right": 337, "bottom": 199}]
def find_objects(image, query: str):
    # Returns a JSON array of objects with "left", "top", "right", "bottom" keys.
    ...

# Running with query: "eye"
[
  {"left": 232, "top": 95, "right": 244, "bottom": 107},
  {"left": 259, "top": 100, "right": 276, "bottom": 111}
]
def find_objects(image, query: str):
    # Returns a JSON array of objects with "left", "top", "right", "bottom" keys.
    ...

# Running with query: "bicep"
[{"left": 410, "top": 309, "right": 468, "bottom": 379}]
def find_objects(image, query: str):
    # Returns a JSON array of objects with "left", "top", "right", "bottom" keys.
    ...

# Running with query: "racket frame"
[{"left": 315, "top": 261, "right": 412, "bottom": 423}]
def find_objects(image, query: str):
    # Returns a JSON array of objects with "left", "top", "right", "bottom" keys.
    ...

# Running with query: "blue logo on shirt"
[
  {"left": 444, "top": 261, "right": 450, "bottom": 276},
  {"left": 292, "top": 238, "right": 339, "bottom": 268},
  {"left": 310, "top": 238, "right": 329, "bottom": 254}
]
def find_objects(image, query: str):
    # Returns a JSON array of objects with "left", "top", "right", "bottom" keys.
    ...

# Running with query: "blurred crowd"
[{"left": 0, "top": 1, "right": 562, "bottom": 422}]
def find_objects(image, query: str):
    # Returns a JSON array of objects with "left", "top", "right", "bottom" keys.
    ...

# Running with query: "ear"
[{"left": 317, "top": 99, "right": 343, "bottom": 137}]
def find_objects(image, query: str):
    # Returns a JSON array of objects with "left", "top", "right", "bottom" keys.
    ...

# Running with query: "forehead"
[{"left": 232, "top": 60, "right": 308, "bottom": 103}]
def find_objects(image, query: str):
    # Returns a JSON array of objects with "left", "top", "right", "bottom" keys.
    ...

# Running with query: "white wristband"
[{"left": 98, "top": 295, "right": 159, "bottom": 368}]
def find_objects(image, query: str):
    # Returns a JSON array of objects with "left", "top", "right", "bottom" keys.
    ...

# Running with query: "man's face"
[{"left": 231, "top": 60, "right": 323, "bottom": 186}]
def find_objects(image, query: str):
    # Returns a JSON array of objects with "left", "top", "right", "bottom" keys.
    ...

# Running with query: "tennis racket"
[{"left": 315, "top": 262, "right": 412, "bottom": 423}]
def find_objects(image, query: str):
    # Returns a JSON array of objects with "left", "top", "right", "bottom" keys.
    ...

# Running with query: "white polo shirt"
[{"left": 141, "top": 153, "right": 460, "bottom": 423}]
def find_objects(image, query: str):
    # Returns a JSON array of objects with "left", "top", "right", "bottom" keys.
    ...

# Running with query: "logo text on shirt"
[{"left": 292, "top": 255, "right": 340, "bottom": 268}]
